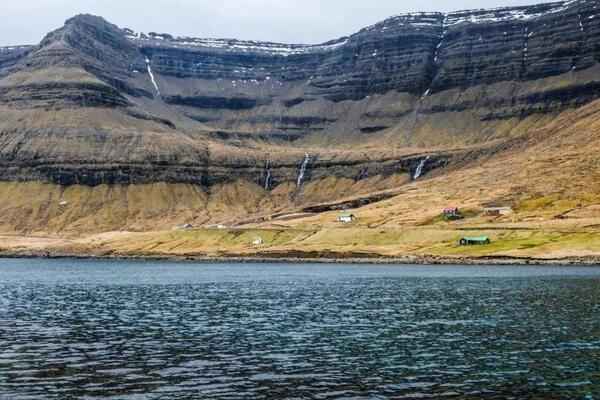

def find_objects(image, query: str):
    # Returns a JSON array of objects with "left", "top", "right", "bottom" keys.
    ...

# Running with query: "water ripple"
[{"left": 1, "top": 260, "right": 600, "bottom": 399}]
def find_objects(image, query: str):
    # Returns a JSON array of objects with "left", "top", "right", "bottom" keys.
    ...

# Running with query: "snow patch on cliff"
[
  {"left": 445, "top": 1, "right": 576, "bottom": 26},
  {"left": 127, "top": 32, "right": 349, "bottom": 56},
  {"left": 0, "top": 45, "right": 32, "bottom": 53}
]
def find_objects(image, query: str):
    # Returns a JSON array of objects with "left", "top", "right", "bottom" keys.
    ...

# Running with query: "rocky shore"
[{"left": 2, "top": 247, "right": 599, "bottom": 266}]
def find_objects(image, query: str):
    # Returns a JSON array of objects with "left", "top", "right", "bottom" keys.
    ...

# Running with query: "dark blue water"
[{"left": 1, "top": 259, "right": 600, "bottom": 399}]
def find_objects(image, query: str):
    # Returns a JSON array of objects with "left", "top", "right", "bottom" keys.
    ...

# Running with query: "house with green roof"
[{"left": 459, "top": 236, "right": 491, "bottom": 246}]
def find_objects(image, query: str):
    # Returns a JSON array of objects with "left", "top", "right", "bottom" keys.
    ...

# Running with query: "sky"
[{"left": 2, "top": 0, "right": 552, "bottom": 46}]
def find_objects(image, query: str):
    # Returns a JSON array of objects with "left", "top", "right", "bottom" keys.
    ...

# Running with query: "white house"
[{"left": 337, "top": 212, "right": 356, "bottom": 224}]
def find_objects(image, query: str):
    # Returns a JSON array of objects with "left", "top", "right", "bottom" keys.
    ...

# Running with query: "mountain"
[{"left": 1, "top": 0, "right": 600, "bottom": 259}]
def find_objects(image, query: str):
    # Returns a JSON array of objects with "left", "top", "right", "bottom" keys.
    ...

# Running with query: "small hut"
[{"left": 459, "top": 236, "right": 491, "bottom": 246}]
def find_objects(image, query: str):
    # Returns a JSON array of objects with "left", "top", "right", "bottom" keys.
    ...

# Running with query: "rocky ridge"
[{"left": 129, "top": 1, "right": 599, "bottom": 99}]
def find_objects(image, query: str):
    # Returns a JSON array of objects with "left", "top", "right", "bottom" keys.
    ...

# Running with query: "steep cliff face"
[
  {"left": 131, "top": 1, "right": 600, "bottom": 99},
  {"left": 433, "top": 2, "right": 600, "bottom": 90},
  {"left": 133, "top": 12, "right": 442, "bottom": 102},
  {"left": 0, "top": 0, "right": 599, "bottom": 194},
  {"left": 0, "top": 46, "right": 33, "bottom": 70}
]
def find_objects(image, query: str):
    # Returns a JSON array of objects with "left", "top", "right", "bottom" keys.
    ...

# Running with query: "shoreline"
[{"left": 1, "top": 249, "right": 599, "bottom": 266}]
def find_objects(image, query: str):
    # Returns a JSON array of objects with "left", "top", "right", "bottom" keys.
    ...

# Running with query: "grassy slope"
[
  {"left": 29, "top": 97, "right": 600, "bottom": 261},
  {"left": 0, "top": 172, "right": 412, "bottom": 235}
]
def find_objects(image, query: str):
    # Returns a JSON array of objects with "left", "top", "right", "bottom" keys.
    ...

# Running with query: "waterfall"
[
  {"left": 297, "top": 153, "right": 310, "bottom": 187},
  {"left": 265, "top": 169, "right": 272, "bottom": 190},
  {"left": 413, "top": 156, "right": 430, "bottom": 180},
  {"left": 264, "top": 160, "right": 272, "bottom": 190},
  {"left": 523, "top": 26, "right": 529, "bottom": 66},
  {"left": 145, "top": 57, "right": 161, "bottom": 97}
]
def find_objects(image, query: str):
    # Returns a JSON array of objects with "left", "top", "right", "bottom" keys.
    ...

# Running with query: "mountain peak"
[{"left": 65, "top": 13, "right": 111, "bottom": 26}]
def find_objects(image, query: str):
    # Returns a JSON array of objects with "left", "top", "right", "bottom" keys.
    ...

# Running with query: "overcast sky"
[{"left": 2, "top": 0, "right": 550, "bottom": 46}]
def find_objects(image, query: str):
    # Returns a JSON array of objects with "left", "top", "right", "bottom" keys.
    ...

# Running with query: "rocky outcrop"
[
  {"left": 163, "top": 95, "right": 268, "bottom": 110},
  {"left": 0, "top": 46, "right": 33, "bottom": 71},
  {"left": 37, "top": 14, "right": 140, "bottom": 74},
  {"left": 0, "top": 82, "right": 130, "bottom": 108},
  {"left": 0, "top": 151, "right": 450, "bottom": 187}
]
